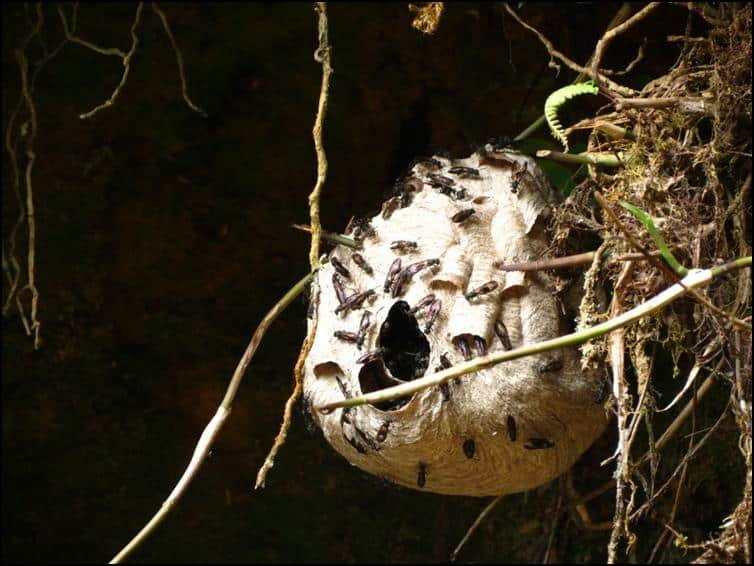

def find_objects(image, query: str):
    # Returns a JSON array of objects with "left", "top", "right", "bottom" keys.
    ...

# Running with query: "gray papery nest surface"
[{"left": 303, "top": 147, "right": 608, "bottom": 496}]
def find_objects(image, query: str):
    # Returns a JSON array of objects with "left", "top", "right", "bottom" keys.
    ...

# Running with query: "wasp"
[
  {"left": 438, "top": 382, "right": 452, "bottom": 402},
  {"left": 354, "top": 426, "right": 380, "bottom": 451},
  {"left": 351, "top": 252, "right": 373, "bottom": 276},
  {"left": 463, "top": 438, "right": 476, "bottom": 459},
  {"left": 332, "top": 273, "right": 346, "bottom": 305},
  {"left": 357, "top": 311, "right": 371, "bottom": 347},
  {"left": 451, "top": 187, "right": 468, "bottom": 200},
  {"left": 464, "top": 280, "right": 499, "bottom": 300},
  {"left": 471, "top": 336, "right": 487, "bottom": 357},
  {"left": 334, "top": 289, "right": 375, "bottom": 314},
  {"left": 511, "top": 161, "right": 528, "bottom": 194},
  {"left": 411, "top": 157, "right": 442, "bottom": 171},
  {"left": 417, "top": 462, "right": 427, "bottom": 488},
  {"left": 398, "top": 191, "right": 414, "bottom": 208},
  {"left": 391, "top": 258, "right": 440, "bottom": 297},
  {"left": 340, "top": 407, "right": 353, "bottom": 425},
  {"left": 439, "top": 353, "right": 458, "bottom": 388},
  {"left": 453, "top": 335, "right": 472, "bottom": 361},
  {"left": 335, "top": 375, "right": 353, "bottom": 405},
  {"left": 376, "top": 420, "right": 391, "bottom": 443},
  {"left": 381, "top": 196, "right": 402, "bottom": 220},
  {"left": 330, "top": 256, "right": 351, "bottom": 279},
  {"left": 356, "top": 348, "right": 382, "bottom": 364},
  {"left": 426, "top": 172, "right": 455, "bottom": 189},
  {"left": 435, "top": 354, "right": 451, "bottom": 401},
  {"left": 383, "top": 258, "right": 402, "bottom": 293},
  {"left": 448, "top": 166, "right": 480, "bottom": 179},
  {"left": 411, "top": 293, "right": 436, "bottom": 314},
  {"left": 440, "top": 353, "right": 452, "bottom": 369},
  {"left": 495, "top": 320, "right": 512, "bottom": 350},
  {"left": 451, "top": 208, "right": 476, "bottom": 223},
  {"left": 423, "top": 299, "right": 442, "bottom": 333},
  {"left": 347, "top": 216, "right": 376, "bottom": 240},
  {"left": 538, "top": 358, "right": 563, "bottom": 374},
  {"left": 334, "top": 330, "right": 360, "bottom": 344},
  {"left": 506, "top": 415, "right": 517, "bottom": 442},
  {"left": 344, "top": 433, "right": 367, "bottom": 454},
  {"left": 524, "top": 437, "right": 555, "bottom": 450},
  {"left": 594, "top": 377, "right": 609, "bottom": 404},
  {"left": 389, "top": 240, "right": 418, "bottom": 253}
]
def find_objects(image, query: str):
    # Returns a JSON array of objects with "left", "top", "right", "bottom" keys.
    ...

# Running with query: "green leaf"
[{"left": 620, "top": 201, "right": 688, "bottom": 277}]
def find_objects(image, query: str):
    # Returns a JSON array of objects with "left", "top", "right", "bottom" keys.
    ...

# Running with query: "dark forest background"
[{"left": 2, "top": 3, "right": 738, "bottom": 563}]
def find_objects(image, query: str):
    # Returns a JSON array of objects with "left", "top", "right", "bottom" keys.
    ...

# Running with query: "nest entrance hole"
[{"left": 357, "top": 300, "right": 430, "bottom": 411}]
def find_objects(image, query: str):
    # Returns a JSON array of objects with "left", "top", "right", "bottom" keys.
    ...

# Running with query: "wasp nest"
[{"left": 303, "top": 147, "right": 608, "bottom": 496}]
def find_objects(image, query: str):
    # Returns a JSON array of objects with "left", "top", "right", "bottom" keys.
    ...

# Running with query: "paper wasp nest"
[{"left": 303, "top": 147, "right": 607, "bottom": 496}]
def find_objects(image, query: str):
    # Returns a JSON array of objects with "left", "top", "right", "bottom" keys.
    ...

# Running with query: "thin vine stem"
[
  {"left": 110, "top": 271, "right": 314, "bottom": 564},
  {"left": 316, "top": 256, "right": 751, "bottom": 412}
]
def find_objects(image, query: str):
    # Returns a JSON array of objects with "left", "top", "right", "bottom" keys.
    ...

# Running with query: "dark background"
[{"left": 2, "top": 3, "right": 740, "bottom": 563}]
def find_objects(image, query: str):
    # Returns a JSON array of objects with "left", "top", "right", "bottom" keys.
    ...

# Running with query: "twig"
[
  {"left": 3, "top": 3, "right": 66, "bottom": 337},
  {"left": 316, "top": 256, "right": 751, "bottom": 412},
  {"left": 449, "top": 495, "right": 503, "bottom": 562},
  {"left": 110, "top": 407, "right": 229, "bottom": 564},
  {"left": 614, "top": 96, "right": 712, "bottom": 114},
  {"left": 513, "top": 3, "right": 636, "bottom": 142},
  {"left": 16, "top": 48, "right": 41, "bottom": 349},
  {"left": 611, "top": 38, "right": 646, "bottom": 76},
  {"left": 590, "top": 3, "right": 660, "bottom": 91},
  {"left": 254, "top": 322, "right": 313, "bottom": 489},
  {"left": 151, "top": 3, "right": 207, "bottom": 117},
  {"left": 503, "top": 3, "right": 637, "bottom": 97},
  {"left": 629, "top": 395, "right": 730, "bottom": 523},
  {"left": 110, "top": 271, "right": 314, "bottom": 563},
  {"left": 496, "top": 249, "right": 670, "bottom": 273},
  {"left": 575, "top": 368, "right": 721, "bottom": 509},
  {"left": 292, "top": 223, "right": 362, "bottom": 249},
  {"left": 595, "top": 121, "right": 636, "bottom": 142},
  {"left": 79, "top": 3, "right": 144, "bottom": 120},
  {"left": 57, "top": 3, "right": 126, "bottom": 57},
  {"left": 536, "top": 149, "right": 622, "bottom": 167},
  {"left": 594, "top": 191, "right": 750, "bottom": 332},
  {"left": 606, "top": 261, "right": 634, "bottom": 563},
  {"left": 308, "top": 2, "right": 332, "bottom": 270},
  {"left": 254, "top": 1, "right": 334, "bottom": 491}
]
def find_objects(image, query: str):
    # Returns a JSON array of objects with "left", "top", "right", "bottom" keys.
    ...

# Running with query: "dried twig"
[
  {"left": 292, "top": 223, "right": 362, "bottom": 249},
  {"left": 606, "top": 261, "right": 634, "bottom": 563},
  {"left": 503, "top": 3, "right": 637, "bottom": 97},
  {"left": 449, "top": 495, "right": 503, "bottom": 562},
  {"left": 590, "top": 3, "right": 660, "bottom": 91},
  {"left": 57, "top": 3, "right": 126, "bottom": 57},
  {"left": 15, "top": 49, "right": 42, "bottom": 348},
  {"left": 308, "top": 2, "right": 332, "bottom": 270},
  {"left": 3, "top": 3, "right": 66, "bottom": 344},
  {"left": 78, "top": 3, "right": 144, "bottom": 120},
  {"left": 255, "top": 1, "right": 334, "bottom": 490},
  {"left": 536, "top": 149, "right": 622, "bottom": 167},
  {"left": 594, "top": 191, "right": 750, "bottom": 332},
  {"left": 151, "top": 3, "right": 207, "bottom": 117},
  {"left": 110, "top": 271, "right": 314, "bottom": 563}
]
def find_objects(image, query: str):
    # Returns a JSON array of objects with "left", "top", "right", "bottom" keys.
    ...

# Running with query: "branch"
[
  {"left": 503, "top": 3, "right": 637, "bottom": 97},
  {"left": 308, "top": 2, "right": 333, "bottom": 270},
  {"left": 590, "top": 3, "right": 660, "bottom": 91},
  {"left": 315, "top": 257, "right": 751, "bottom": 412},
  {"left": 109, "top": 272, "right": 314, "bottom": 563}
]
